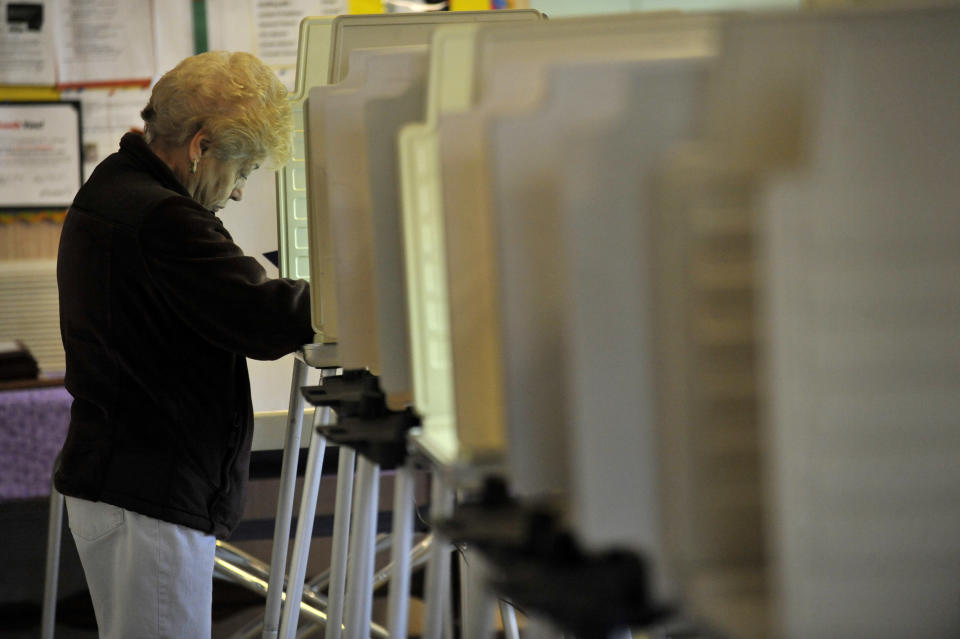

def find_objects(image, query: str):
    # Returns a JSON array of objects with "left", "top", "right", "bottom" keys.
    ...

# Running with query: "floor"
[
  {"left": 0, "top": 469, "right": 434, "bottom": 639},
  {"left": 0, "top": 580, "right": 273, "bottom": 639},
  {"left": 0, "top": 580, "right": 426, "bottom": 639},
  {"left": 0, "top": 494, "right": 349, "bottom": 639}
]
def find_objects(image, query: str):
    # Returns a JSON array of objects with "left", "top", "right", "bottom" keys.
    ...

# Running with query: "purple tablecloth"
[{"left": 0, "top": 386, "right": 72, "bottom": 500}]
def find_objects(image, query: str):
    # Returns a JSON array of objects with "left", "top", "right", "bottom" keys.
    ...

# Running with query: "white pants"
[{"left": 65, "top": 496, "right": 217, "bottom": 639}]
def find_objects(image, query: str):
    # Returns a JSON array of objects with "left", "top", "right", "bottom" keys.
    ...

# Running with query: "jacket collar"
[{"left": 119, "top": 132, "right": 191, "bottom": 198}]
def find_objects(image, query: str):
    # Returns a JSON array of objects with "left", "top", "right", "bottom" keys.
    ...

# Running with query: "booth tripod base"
[{"left": 262, "top": 351, "right": 427, "bottom": 639}]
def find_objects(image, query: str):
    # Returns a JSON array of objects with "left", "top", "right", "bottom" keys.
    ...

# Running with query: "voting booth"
[
  {"left": 276, "top": 11, "right": 542, "bottom": 351},
  {"left": 268, "top": 11, "right": 547, "bottom": 639},
  {"left": 260, "top": 6, "right": 960, "bottom": 639}
]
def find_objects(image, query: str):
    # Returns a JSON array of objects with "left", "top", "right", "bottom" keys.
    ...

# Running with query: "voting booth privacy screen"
[{"left": 276, "top": 7, "right": 960, "bottom": 639}]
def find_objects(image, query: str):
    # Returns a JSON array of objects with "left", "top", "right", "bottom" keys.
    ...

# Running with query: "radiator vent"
[{"left": 0, "top": 260, "right": 65, "bottom": 375}]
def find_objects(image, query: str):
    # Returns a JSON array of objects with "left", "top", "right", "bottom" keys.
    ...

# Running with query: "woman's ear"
[
  {"left": 188, "top": 129, "right": 205, "bottom": 163},
  {"left": 188, "top": 129, "right": 212, "bottom": 161}
]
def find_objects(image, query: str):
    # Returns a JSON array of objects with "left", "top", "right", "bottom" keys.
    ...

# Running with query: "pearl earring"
[{"left": 191, "top": 157, "right": 198, "bottom": 174}]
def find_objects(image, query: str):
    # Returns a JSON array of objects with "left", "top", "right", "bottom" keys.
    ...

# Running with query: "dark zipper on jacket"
[{"left": 218, "top": 419, "right": 243, "bottom": 498}]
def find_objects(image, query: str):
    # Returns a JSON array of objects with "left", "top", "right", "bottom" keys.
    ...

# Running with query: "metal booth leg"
[
  {"left": 343, "top": 455, "right": 380, "bottom": 639},
  {"left": 361, "top": 464, "right": 380, "bottom": 637},
  {"left": 325, "top": 445, "right": 357, "bottom": 639},
  {"left": 461, "top": 547, "right": 496, "bottom": 639},
  {"left": 422, "top": 476, "right": 455, "bottom": 639},
  {"left": 386, "top": 462, "right": 416, "bottom": 639},
  {"left": 278, "top": 407, "right": 332, "bottom": 639},
  {"left": 263, "top": 356, "right": 310, "bottom": 639},
  {"left": 499, "top": 601, "right": 521, "bottom": 639},
  {"left": 41, "top": 484, "right": 64, "bottom": 639}
]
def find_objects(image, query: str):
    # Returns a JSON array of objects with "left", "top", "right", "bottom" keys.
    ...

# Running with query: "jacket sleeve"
[{"left": 139, "top": 196, "right": 315, "bottom": 360}]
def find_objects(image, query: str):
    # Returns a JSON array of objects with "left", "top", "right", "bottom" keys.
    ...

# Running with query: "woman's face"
[{"left": 193, "top": 155, "right": 259, "bottom": 213}]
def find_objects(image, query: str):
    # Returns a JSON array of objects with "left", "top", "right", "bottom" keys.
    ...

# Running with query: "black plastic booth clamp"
[
  {"left": 436, "top": 478, "right": 673, "bottom": 639},
  {"left": 300, "top": 368, "right": 420, "bottom": 469}
]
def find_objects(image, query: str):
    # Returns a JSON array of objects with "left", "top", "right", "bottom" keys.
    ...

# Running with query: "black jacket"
[{"left": 55, "top": 133, "right": 313, "bottom": 538}]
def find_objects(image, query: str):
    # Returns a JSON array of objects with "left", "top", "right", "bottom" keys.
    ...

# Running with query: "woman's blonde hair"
[{"left": 142, "top": 51, "right": 292, "bottom": 168}]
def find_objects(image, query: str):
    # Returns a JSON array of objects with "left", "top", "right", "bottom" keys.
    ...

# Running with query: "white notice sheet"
[
  {"left": 255, "top": 0, "right": 345, "bottom": 68},
  {"left": 208, "top": 0, "right": 347, "bottom": 90},
  {"left": 0, "top": 102, "right": 82, "bottom": 209},
  {"left": 60, "top": 87, "right": 150, "bottom": 180},
  {"left": 0, "top": 0, "right": 56, "bottom": 85},
  {"left": 54, "top": 0, "right": 155, "bottom": 86}
]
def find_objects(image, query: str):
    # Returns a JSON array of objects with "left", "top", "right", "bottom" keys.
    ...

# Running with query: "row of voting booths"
[{"left": 258, "top": 6, "right": 960, "bottom": 639}]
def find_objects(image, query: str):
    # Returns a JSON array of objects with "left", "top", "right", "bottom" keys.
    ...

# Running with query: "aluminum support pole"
[
  {"left": 326, "top": 446, "right": 357, "bottom": 639},
  {"left": 422, "top": 476, "right": 454, "bottom": 639},
  {"left": 40, "top": 486, "right": 64, "bottom": 639},
  {"left": 386, "top": 462, "right": 416, "bottom": 639},
  {"left": 499, "top": 602, "right": 520, "bottom": 639},
  {"left": 279, "top": 407, "right": 331, "bottom": 639},
  {"left": 343, "top": 456, "right": 379, "bottom": 639},
  {"left": 263, "top": 357, "right": 309, "bottom": 639}
]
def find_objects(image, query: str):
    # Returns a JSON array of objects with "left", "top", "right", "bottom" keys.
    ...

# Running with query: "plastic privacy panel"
[
  {"left": 363, "top": 55, "right": 430, "bottom": 409},
  {"left": 455, "top": 15, "right": 719, "bottom": 468},
  {"left": 327, "top": 10, "right": 542, "bottom": 84},
  {"left": 495, "top": 54, "right": 708, "bottom": 546},
  {"left": 648, "top": 146, "right": 766, "bottom": 639},
  {"left": 400, "top": 13, "right": 716, "bottom": 468},
  {"left": 304, "top": 47, "right": 380, "bottom": 349},
  {"left": 745, "top": 11, "right": 960, "bottom": 639},
  {"left": 398, "top": 24, "right": 494, "bottom": 469},
  {"left": 308, "top": 46, "right": 427, "bottom": 409},
  {"left": 283, "top": 10, "right": 541, "bottom": 339},
  {"left": 647, "top": 9, "right": 960, "bottom": 638},
  {"left": 276, "top": 17, "right": 335, "bottom": 340}
]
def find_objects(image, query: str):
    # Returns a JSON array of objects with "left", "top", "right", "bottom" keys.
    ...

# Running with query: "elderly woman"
[{"left": 55, "top": 52, "right": 313, "bottom": 638}]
